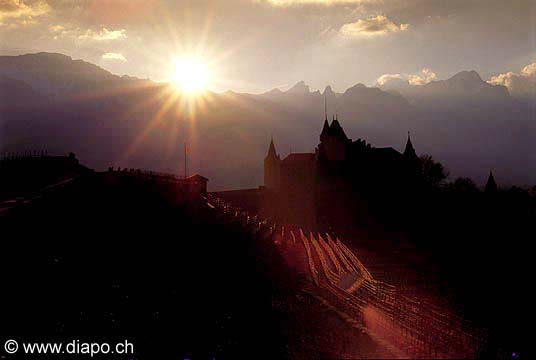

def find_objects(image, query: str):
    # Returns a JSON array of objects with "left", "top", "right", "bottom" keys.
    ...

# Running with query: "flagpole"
[{"left": 184, "top": 142, "right": 187, "bottom": 178}]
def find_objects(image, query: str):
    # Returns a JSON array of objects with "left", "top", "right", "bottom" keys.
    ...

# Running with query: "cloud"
[
  {"left": 520, "top": 62, "right": 536, "bottom": 77},
  {"left": 49, "top": 23, "right": 72, "bottom": 39},
  {"left": 407, "top": 68, "right": 436, "bottom": 85},
  {"left": 488, "top": 62, "right": 536, "bottom": 98},
  {"left": 48, "top": 25, "right": 127, "bottom": 42},
  {"left": 102, "top": 52, "right": 127, "bottom": 62},
  {"left": 49, "top": 24, "right": 64, "bottom": 32},
  {"left": 377, "top": 68, "right": 437, "bottom": 87},
  {"left": 377, "top": 73, "right": 403, "bottom": 86},
  {"left": 0, "top": 0, "right": 50, "bottom": 26},
  {"left": 78, "top": 27, "right": 127, "bottom": 41},
  {"left": 340, "top": 15, "right": 409, "bottom": 38}
]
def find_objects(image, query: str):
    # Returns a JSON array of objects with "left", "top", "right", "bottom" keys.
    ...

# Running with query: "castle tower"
[
  {"left": 320, "top": 119, "right": 330, "bottom": 143},
  {"left": 318, "top": 116, "right": 350, "bottom": 162},
  {"left": 403, "top": 132, "right": 421, "bottom": 178},
  {"left": 485, "top": 170, "right": 498, "bottom": 193},
  {"left": 403, "top": 132, "right": 419, "bottom": 162},
  {"left": 264, "top": 137, "right": 281, "bottom": 189}
]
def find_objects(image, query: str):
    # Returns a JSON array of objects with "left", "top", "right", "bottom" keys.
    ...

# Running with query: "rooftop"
[{"left": 282, "top": 153, "right": 316, "bottom": 165}]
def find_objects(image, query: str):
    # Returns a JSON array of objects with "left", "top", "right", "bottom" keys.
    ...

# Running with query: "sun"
[{"left": 172, "top": 58, "right": 211, "bottom": 94}]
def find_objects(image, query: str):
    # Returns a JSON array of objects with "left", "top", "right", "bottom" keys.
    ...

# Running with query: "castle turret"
[
  {"left": 403, "top": 132, "right": 421, "bottom": 178},
  {"left": 264, "top": 137, "right": 281, "bottom": 189},
  {"left": 403, "top": 132, "right": 418, "bottom": 161},
  {"left": 329, "top": 119, "right": 348, "bottom": 141},
  {"left": 318, "top": 116, "right": 351, "bottom": 162},
  {"left": 485, "top": 170, "right": 498, "bottom": 193},
  {"left": 320, "top": 119, "right": 330, "bottom": 142}
]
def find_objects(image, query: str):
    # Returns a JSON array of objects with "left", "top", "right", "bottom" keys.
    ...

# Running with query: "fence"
[{"left": 205, "top": 194, "right": 487, "bottom": 358}]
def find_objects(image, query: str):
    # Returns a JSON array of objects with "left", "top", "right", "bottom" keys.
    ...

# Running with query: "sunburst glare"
[{"left": 172, "top": 58, "right": 212, "bottom": 94}]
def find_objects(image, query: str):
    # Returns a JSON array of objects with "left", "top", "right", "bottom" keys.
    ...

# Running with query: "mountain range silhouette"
[{"left": 1, "top": 52, "right": 534, "bottom": 189}]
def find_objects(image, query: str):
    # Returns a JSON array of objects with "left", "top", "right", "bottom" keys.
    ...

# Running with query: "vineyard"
[{"left": 207, "top": 194, "right": 487, "bottom": 359}]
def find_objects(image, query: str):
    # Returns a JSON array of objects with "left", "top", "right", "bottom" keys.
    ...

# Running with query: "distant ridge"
[
  {"left": 0, "top": 52, "right": 534, "bottom": 189},
  {"left": 286, "top": 81, "right": 310, "bottom": 94},
  {"left": 0, "top": 52, "right": 126, "bottom": 98},
  {"left": 379, "top": 70, "right": 509, "bottom": 102}
]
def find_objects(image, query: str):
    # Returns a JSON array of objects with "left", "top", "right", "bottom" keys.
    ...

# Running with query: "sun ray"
[
  {"left": 118, "top": 89, "right": 180, "bottom": 163},
  {"left": 113, "top": 84, "right": 176, "bottom": 128}
]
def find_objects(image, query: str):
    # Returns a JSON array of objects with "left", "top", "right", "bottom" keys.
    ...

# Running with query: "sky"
[{"left": 1, "top": 0, "right": 535, "bottom": 93}]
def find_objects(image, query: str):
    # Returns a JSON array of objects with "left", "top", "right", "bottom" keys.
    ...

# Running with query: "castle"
[{"left": 262, "top": 115, "right": 420, "bottom": 230}]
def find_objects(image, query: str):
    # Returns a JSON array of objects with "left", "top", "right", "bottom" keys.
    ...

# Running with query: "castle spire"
[
  {"left": 404, "top": 132, "right": 417, "bottom": 157},
  {"left": 485, "top": 170, "right": 498, "bottom": 193},
  {"left": 321, "top": 119, "right": 330, "bottom": 132},
  {"left": 320, "top": 119, "right": 330, "bottom": 141},
  {"left": 329, "top": 116, "right": 348, "bottom": 140},
  {"left": 264, "top": 135, "right": 281, "bottom": 189},
  {"left": 266, "top": 136, "right": 278, "bottom": 158}
]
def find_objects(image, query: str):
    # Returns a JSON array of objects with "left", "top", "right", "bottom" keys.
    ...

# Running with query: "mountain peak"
[
  {"left": 0, "top": 52, "right": 111, "bottom": 75},
  {"left": 449, "top": 70, "right": 483, "bottom": 83},
  {"left": 402, "top": 69, "right": 510, "bottom": 101},
  {"left": 263, "top": 87, "right": 283, "bottom": 95},
  {"left": 0, "top": 52, "right": 73, "bottom": 67},
  {"left": 0, "top": 51, "right": 121, "bottom": 99},
  {"left": 286, "top": 81, "right": 310, "bottom": 94},
  {"left": 343, "top": 83, "right": 368, "bottom": 94},
  {"left": 32, "top": 52, "right": 72, "bottom": 60},
  {"left": 323, "top": 85, "right": 334, "bottom": 95}
]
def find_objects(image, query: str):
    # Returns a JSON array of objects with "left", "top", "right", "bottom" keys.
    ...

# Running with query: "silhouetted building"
[
  {"left": 403, "top": 132, "right": 418, "bottom": 161},
  {"left": 264, "top": 137, "right": 281, "bottom": 189},
  {"left": 0, "top": 152, "right": 90, "bottom": 200},
  {"left": 105, "top": 168, "right": 208, "bottom": 196},
  {"left": 261, "top": 116, "right": 419, "bottom": 230},
  {"left": 318, "top": 115, "right": 351, "bottom": 162},
  {"left": 185, "top": 174, "right": 209, "bottom": 194},
  {"left": 485, "top": 171, "right": 498, "bottom": 193}
]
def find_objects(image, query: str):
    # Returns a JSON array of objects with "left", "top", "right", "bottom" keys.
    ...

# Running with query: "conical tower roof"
[
  {"left": 329, "top": 119, "right": 348, "bottom": 140},
  {"left": 404, "top": 132, "right": 418, "bottom": 159},
  {"left": 320, "top": 119, "right": 330, "bottom": 138},
  {"left": 485, "top": 170, "right": 498, "bottom": 192},
  {"left": 266, "top": 137, "right": 279, "bottom": 159}
]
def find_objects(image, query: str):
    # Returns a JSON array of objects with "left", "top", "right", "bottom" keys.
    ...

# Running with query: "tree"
[
  {"left": 448, "top": 177, "right": 479, "bottom": 193},
  {"left": 419, "top": 154, "right": 448, "bottom": 187}
]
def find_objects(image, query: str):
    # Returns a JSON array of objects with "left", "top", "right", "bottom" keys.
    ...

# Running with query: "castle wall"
[
  {"left": 259, "top": 119, "right": 412, "bottom": 234},
  {"left": 264, "top": 157, "right": 280, "bottom": 189},
  {"left": 319, "top": 138, "right": 347, "bottom": 162},
  {"left": 279, "top": 155, "right": 317, "bottom": 229}
]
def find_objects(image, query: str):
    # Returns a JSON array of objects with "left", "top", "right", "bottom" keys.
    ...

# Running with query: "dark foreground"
[{"left": 0, "top": 173, "right": 384, "bottom": 359}]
